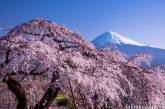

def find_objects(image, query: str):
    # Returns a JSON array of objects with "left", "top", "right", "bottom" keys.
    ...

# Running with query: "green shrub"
[{"left": 55, "top": 96, "right": 68, "bottom": 106}]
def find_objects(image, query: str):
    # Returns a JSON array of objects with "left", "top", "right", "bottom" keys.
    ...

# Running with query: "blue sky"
[{"left": 0, "top": 0, "right": 165, "bottom": 48}]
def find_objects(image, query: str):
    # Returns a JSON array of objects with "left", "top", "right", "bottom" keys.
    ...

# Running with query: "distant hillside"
[{"left": 92, "top": 31, "right": 165, "bottom": 65}]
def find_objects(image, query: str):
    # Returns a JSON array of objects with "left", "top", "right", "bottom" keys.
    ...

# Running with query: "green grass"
[
  {"left": 54, "top": 91, "right": 68, "bottom": 106},
  {"left": 53, "top": 91, "right": 75, "bottom": 108}
]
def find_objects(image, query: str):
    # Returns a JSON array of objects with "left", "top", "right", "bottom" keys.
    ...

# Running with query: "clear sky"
[{"left": 0, "top": 0, "right": 165, "bottom": 48}]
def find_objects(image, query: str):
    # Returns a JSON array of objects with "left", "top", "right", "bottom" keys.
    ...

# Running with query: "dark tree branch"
[
  {"left": 34, "top": 73, "right": 61, "bottom": 109},
  {"left": 22, "top": 30, "right": 81, "bottom": 47},
  {"left": 68, "top": 79, "right": 77, "bottom": 109},
  {"left": 5, "top": 49, "right": 12, "bottom": 64},
  {"left": 34, "top": 85, "right": 60, "bottom": 109}
]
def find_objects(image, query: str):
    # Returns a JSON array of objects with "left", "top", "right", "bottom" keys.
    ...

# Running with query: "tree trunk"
[
  {"left": 3, "top": 73, "right": 61, "bottom": 109},
  {"left": 3, "top": 75, "right": 27, "bottom": 109}
]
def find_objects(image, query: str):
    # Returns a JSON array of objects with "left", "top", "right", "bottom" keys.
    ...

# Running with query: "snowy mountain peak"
[
  {"left": 109, "top": 31, "right": 145, "bottom": 46},
  {"left": 92, "top": 31, "right": 145, "bottom": 48}
]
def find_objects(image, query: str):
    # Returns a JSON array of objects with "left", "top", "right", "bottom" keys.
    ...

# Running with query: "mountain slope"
[{"left": 92, "top": 31, "right": 165, "bottom": 65}]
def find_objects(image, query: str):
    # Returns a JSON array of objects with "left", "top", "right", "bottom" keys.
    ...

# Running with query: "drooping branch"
[
  {"left": 68, "top": 79, "right": 77, "bottom": 109},
  {"left": 3, "top": 75, "right": 27, "bottom": 109},
  {"left": 22, "top": 29, "right": 82, "bottom": 51}
]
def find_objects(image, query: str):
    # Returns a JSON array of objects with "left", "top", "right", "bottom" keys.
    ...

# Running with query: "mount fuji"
[{"left": 92, "top": 31, "right": 165, "bottom": 65}]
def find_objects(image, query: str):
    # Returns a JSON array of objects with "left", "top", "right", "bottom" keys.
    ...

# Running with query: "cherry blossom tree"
[{"left": 126, "top": 53, "right": 152, "bottom": 67}]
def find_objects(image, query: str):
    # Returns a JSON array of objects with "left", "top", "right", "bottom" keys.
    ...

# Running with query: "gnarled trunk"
[{"left": 3, "top": 75, "right": 27, "bottom": 109}]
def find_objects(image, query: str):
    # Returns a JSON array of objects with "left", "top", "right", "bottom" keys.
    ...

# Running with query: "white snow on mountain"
[
  {"left": 109, "top": 31, "right": 145, "bottom": 46},
  {"left": 92, "top": 31, "right": 146, "bottom": 48}
]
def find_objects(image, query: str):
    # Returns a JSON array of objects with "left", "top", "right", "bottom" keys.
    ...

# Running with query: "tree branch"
[{"left": 34, "top": 73, "right": 61, "bottom": 109}]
